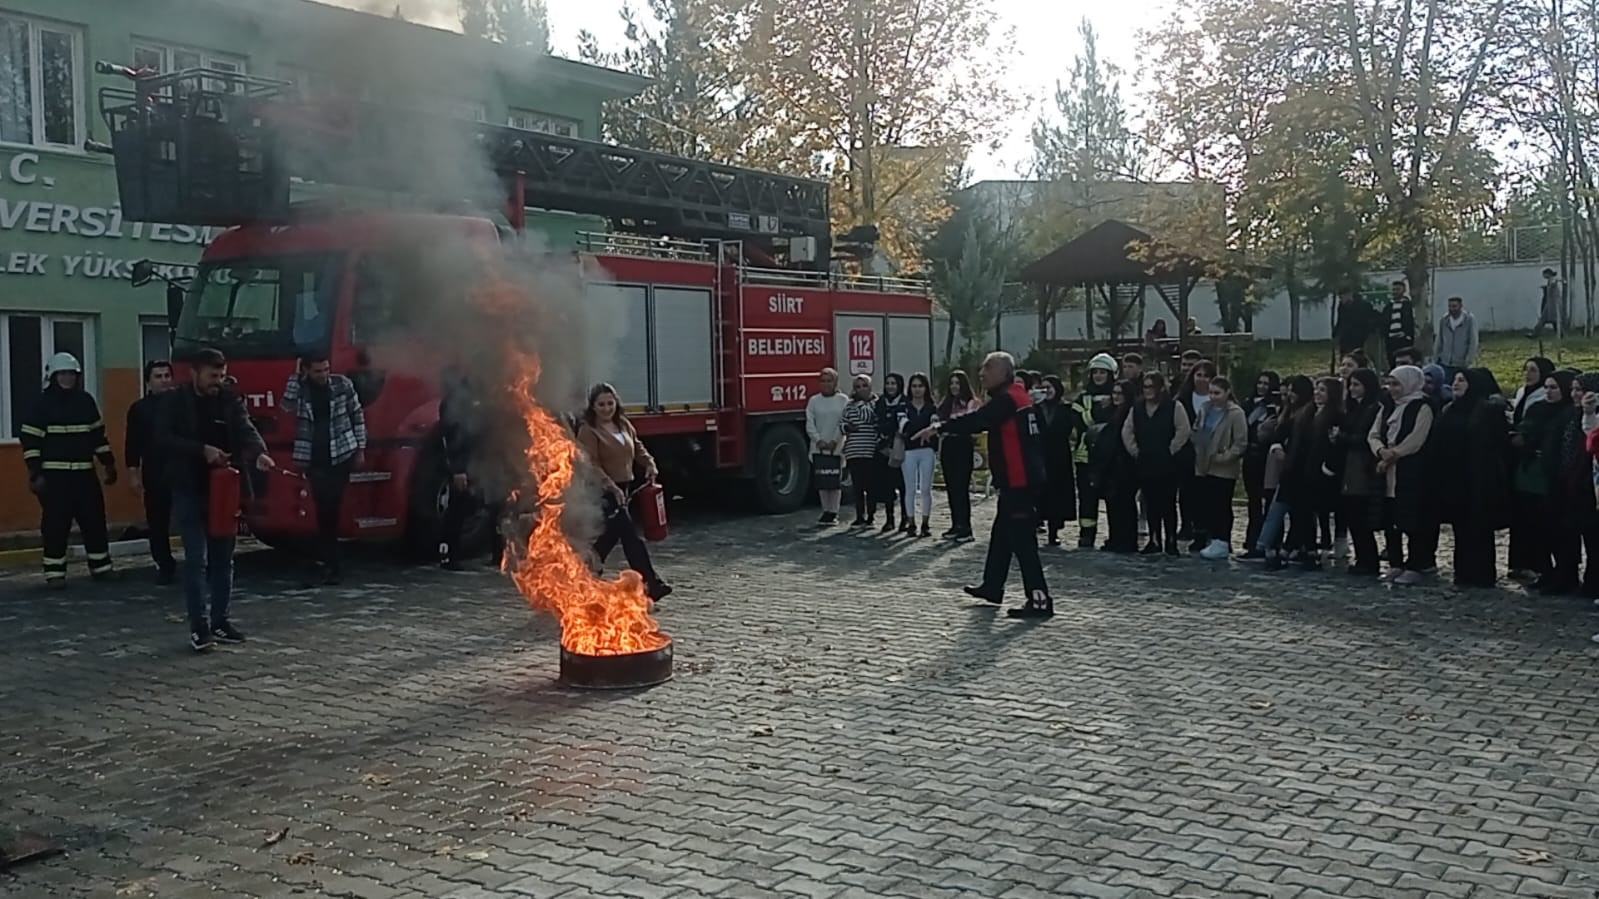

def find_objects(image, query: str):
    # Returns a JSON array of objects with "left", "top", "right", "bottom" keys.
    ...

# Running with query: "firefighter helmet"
[
  {"left": 1088, "top": 352, "right": 1119, "bottom": 374},
  {"left": 44, "top": 352, "right": 82, "bottom": 377}
]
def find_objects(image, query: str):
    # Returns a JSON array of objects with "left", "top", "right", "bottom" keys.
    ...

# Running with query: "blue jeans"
[
  {"left": 1256, "top": 489, "right": 1291, "bottom": 554},
  {"left": 174, "top": 490, "right": 235, "bottom": 627}
]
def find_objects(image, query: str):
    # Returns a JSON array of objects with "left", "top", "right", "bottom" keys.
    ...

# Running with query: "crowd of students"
[{"left": 806, "top": 346, "right": 1599, "bottom": 643}]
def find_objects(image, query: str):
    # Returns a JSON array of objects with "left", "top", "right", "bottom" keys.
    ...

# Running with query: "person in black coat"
[
  {"left": 438, "top": 366, "right": 505, "bottom": 571},
  {"left": 1238, "top": 370, "right": 1281, "bottom": 559},
  {"left": 126, "top": 360, "right": 178, "bottom": 583},
  {"left": 873, "top": 372, "right": 907, "bottom": 533},
  {"left": 1433, "top": 368, "right": 1512, "bottom": 588},
  {"left": 1090, "top": 380, "right": 1140, "bottom": 552},
  {"left": 150, "top": 348, "right": 274, "bottom": 651},
  {"left": 1543, "top": 371, "right": 1598, "bottom": 595},
  {"left": 1036, "top": 375, "right": 1075, "bottom": 545}
]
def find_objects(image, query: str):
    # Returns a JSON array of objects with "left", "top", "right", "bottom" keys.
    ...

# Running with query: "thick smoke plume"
[{"left": 286, "top": 13, "right": 629, "bottom": 545}]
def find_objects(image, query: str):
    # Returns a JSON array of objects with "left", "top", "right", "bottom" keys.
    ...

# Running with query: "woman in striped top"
[{"left": 841, "top": 375, "right": 882, "bottom": 527}]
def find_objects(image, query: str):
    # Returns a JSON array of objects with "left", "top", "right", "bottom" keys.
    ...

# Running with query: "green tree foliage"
[{"left": 459, "top": 0, "right": 550, "bottom": 52}]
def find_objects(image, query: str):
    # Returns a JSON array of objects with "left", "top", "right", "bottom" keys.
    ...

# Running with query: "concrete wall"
[{"left": 936, "top": 260, "right": 1584, "bottom": 361}]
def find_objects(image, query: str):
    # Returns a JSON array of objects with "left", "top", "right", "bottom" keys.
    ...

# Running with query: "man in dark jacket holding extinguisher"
[
  {"left": 437, "top": 366, "right": 504, "bottom": 571},
  {"left": 914, "top": 351, "right": 1054, "bottom": 619},
  {"left": 152, "top": 348, "right": 273, "bottom": 653}
]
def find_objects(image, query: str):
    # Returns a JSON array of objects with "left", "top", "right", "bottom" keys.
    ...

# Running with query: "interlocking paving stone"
[{"left": 2, "top": 500, "right": 1598, "bottom": 897}]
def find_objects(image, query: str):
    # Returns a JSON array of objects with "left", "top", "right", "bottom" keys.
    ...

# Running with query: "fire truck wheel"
[{"left": 751, "top": 423, "right": 810, "bottom": 514}]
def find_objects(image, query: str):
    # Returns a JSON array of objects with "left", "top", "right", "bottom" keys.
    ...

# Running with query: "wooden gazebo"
[{"left": 1020, "top": 219, "right": 1260, "bottom": 377}]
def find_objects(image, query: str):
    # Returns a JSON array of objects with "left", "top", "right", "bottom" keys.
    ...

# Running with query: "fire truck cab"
[{"left": 96, "top": 65, "right": 934, "bottom": 552}]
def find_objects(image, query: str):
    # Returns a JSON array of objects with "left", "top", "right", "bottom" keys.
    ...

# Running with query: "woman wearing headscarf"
[
  {"left": 840, "top": 375, "right": 882, "bottom": 527},
  {"left": 1338, "top": 369, "right": 1386, "bottom": 575},
  {"left": 1510, "top": 364, "right": 1566, "bottom": 582},
  {"left": 1238, "top": 370, "right": 1282, "bottom": 559},
  {"left": 1507, "top": 356, "right": 1556, "bottom": 579},
  {"left": 1432, "top": 368, "right": 1511, "bottom": 588},
  {"left": 1541, "top": 370, "right": 1596, "bottom": 595},
  {"left": 1369, "top": 365, "right": 1437, "bottom": 585},
  {"left": 873, "top": 372, "right": 907, "bottom": 533},
  {"left": 1036, "top": 374, "right": 1075, "bottom": 546},
  {"left": 1421, "top": 363, "right": 1453, "bottom": 406}
]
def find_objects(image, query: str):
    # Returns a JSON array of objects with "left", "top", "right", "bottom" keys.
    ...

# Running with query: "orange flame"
[{"left": 499, "top": 330, "right": 669, "bottom": 657}]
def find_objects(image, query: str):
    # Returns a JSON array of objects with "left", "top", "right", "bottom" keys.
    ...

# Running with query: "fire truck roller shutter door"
[
  {"left": 652, "top": 287, "right": 716, "bottom": 410},
  {"left": 886, "top": 316, "right": 933, "bottom": 385},
  {"left": 588, "top": 283, "right": 651, "bottom": 409}
]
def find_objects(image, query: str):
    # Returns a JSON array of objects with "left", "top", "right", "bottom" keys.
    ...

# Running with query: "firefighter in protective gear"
[
  {"left": 1068, "top": 352, "right": 1120, "bottom": 548},
  {"left": 21, "top": 352, "right": 118, "bottom": 586}
]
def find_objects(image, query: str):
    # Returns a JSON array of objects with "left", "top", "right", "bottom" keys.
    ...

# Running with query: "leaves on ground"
[{"left": 1513, "top": 848, "right": 1552, "bottom": 864}]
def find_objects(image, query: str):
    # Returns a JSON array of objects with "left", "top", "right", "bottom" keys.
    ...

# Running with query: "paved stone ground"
[{"left": 3, "top": 499, "right": 1599, "bottom": 899}]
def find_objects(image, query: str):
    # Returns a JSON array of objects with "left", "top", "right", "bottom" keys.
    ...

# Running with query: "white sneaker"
[
  {"left": 1393, "top": 570, "right": 1423, "bottom": 586},
  {"left": 1592, "top": 632, "right": 1599, "bottom": 644},
  {"left": 1200, "top": 539, "right": 1230, "bottom": 560}
]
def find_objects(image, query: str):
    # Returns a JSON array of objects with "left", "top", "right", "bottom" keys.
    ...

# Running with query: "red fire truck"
[{"left": 94, "top": 65, "right": 933, "bottom": 552}]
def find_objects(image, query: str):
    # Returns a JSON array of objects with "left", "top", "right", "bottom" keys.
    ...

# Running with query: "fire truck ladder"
[{"left": 90, "top": 64, "right": 833, "bottom": 267}]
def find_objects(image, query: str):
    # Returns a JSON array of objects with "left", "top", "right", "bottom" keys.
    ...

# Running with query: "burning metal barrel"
[{"left": 559, "top": 640, "right": 674, "bottom": 690}]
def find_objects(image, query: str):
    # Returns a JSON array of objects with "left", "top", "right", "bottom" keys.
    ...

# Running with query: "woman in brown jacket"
[{"left": 576, "top": 383, "right": 672, "bottom": 600}]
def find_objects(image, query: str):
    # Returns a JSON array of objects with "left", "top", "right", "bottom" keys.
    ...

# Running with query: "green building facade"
[{"left": 0, "top": 0, "right": 646, "bottom": 533}]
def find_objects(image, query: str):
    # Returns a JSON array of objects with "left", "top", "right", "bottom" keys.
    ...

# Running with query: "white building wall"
[{"left": 934, "top": 261, "right": 1580, "bottom": 361}]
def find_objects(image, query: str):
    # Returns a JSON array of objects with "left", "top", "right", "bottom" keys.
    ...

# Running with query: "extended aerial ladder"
[{"left": 89, "top": 64, "right": 834, "bottom": 268}]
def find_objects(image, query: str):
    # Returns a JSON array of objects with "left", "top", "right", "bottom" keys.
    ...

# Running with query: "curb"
[{"left": 0, "top": 537, "right": 181, "bottom": 570}]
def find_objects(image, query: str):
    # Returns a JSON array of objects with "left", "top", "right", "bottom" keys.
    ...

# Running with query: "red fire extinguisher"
[
  {"left": 632, "top": 481, "right": 668, "bottom": 542},
  {"left": 207, "top": 466, "right": 242, "bottom": 539}
]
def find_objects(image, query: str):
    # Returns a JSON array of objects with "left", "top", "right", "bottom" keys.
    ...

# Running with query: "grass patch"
[{"left": 1250, "top": 332, "right": 1599, "bottom": 385}]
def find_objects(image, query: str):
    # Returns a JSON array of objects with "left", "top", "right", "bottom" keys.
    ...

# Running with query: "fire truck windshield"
[{"left": 175, "top": 254, "right": 344, "bottom": 359}]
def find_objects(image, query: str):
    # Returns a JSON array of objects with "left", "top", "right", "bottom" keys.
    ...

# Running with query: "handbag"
[
  {"left": 887, "top": 434, "right": 906, "bottom": 469},
  {"left": 812, "top": 453, "right": 843, "bottom": 490}
]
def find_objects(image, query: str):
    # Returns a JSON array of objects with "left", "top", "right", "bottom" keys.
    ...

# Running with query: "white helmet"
[
  {"left": 45, "top": 352, "right": 82, "bottom": 378},
  {"left": 1088, "top": 352, "right": 1119, "bottom": 374}
]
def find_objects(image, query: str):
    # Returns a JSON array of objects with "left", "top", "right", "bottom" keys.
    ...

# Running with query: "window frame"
[
  {"left": 0, "top": 312, "right": 98, "bottom": 442},
  {"left": 130, "top": 37, "right": 247, "bottom": 93},
  {"left": 507, "top": 108, "right": 580, "bottom": 138},
  {"left": 139, "top": 317, "right": 171, "bottom": 382},
  {"left": 0, "top": 11, "right": 85, "bottom": 151}
]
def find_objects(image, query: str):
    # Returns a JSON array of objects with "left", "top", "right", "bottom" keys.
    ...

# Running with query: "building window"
[
  {"left": 280, "top": 65, "right": 368, "bottom": 102},
  {"left": 508, "top": 109, "right": 579, "bottom": 138},
  {"left": 1, "top": 313, "right": 96, "bottom": 440},
  {"left": 140, "top": 319, "right": 170, "bottom": 379},
  {"left": 0, "top": 13, "right": 82, "bottom": 149},
  {"left": 131, "top": 39, "right": 246, "bottom": 93}
]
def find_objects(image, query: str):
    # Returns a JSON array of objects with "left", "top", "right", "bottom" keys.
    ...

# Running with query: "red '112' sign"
[{"left": 847, "top": 329, "right": 875, "bottom": 375}]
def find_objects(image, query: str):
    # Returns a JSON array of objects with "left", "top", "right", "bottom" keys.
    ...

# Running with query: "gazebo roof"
[{"left": 1020, "top": 219, "right": 1218, "bottom": 287}]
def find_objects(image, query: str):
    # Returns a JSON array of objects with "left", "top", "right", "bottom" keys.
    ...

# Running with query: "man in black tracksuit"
[
  {"left": 438, "top": 368, "right": 504, "bottom": 570},
  {"left": 21, "top": 352, "right": 118, "bottom": 587},
  {"left": 916, "top": 351, "right": 1053, "bottom": 618},
  {"left": 126, "top": 359, "right": 177, "bottom": 583}
]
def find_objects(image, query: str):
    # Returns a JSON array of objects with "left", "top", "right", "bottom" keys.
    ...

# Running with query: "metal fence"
[{"left": 1435, "top": 225, "right": 1565, "bottom": 267}]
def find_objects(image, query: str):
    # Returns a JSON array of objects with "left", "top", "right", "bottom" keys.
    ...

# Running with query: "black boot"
[
  {"left": 1077, "top": 528, "right": 1096, "bottom": 550},
  {"left": 963, "top": 584, "right": 1003, "bottom": 605}
]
